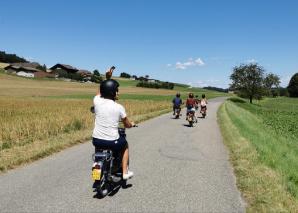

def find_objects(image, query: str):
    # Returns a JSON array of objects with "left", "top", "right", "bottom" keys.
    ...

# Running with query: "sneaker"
[{"left": 123, "top": 170, "right": 134, "bottom": 180}]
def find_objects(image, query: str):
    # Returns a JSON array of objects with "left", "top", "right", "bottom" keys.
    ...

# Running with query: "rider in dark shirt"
[{"left": 172, "top": 93, "right": 182, "bottom": 115}]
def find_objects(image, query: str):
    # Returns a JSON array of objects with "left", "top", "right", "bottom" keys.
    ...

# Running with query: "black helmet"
[
  {"left": 176, "top": 93, "right": 180, "bottom": 97},
  {"left": 100, "top": 79, "right": 119, "bottom": 100}
]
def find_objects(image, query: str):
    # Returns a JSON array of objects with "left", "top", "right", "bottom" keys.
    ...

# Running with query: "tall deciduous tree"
[
  {"left": 230, "top": 63, "right": 265, "bottom": 103},
  {"left": 287, "top": 73, "right": 298, "bottom": 97},
  {"left": 264, "top": 73, "right": 280, "bottom": 89},
  {"left": 264, "top": 73, "right": 280, "bottom": 96},
  {"left": 120, "top": 72, "right": 131, "bottom": 78}
]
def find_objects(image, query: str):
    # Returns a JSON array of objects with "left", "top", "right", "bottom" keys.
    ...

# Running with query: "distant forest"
[
  {"left": 0, "top": 51, "right": 28, "bottom": 63},
  {"left": 203, "top": 86, "right": 229, "bottom": 93}
]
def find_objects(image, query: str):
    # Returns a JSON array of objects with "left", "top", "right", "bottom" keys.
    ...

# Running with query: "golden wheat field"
[
  {"left": 0, "top": 97, "right": 170, "bottom": 149},
  {"left": 0, "top": 97, "right": 171, "bottom": 171}
]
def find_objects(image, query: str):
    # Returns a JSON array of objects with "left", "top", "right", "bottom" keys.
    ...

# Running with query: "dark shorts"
[{"left": 92, "top": 136, "right": 128, "bottom": 153}]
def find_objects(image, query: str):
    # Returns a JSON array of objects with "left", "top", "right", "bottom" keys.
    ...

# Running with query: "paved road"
[{"left": 0, "top": 97, "right": 245, "bottom": 212}]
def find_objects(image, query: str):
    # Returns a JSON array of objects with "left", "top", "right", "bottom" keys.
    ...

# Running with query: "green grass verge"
[
  {"left": 218, "top": 99, "right": 298, "bottom": 212},
  {"left": 116, "top": 78, "right": 139, "bottom": 87},
  {"left": 230, "top": 97, "right": 298, "bottom": 140},
  {"left": 229, "top": 97, "right": 298, "bottom": 198}
]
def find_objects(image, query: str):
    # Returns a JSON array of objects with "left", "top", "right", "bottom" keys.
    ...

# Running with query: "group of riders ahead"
[
  {"left": 172, "top": 92, "right": 208, "bottom": 121},
  {"left": 90, "top": 67, "right": 208, "bottom": 195}
]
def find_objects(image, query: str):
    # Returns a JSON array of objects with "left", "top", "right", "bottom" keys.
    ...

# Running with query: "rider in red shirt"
[{"left": 186, "top": 93, "right": 196, "bottom": 117}]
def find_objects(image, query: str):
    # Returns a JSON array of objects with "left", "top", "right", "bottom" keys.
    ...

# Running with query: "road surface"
[{"left": 0, "top": 97, "right": 245, "bottom": 212}]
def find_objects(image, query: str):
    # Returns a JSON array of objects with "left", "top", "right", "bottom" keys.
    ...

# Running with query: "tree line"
[
  {"left": 136, "top": 81, "right": 174, "bottom": 90},
  {"left": 230, "top": 63, "right": 298, "bottom": 103},
  {"left": 0, "top": 51, "right": 28, "bottom": 63},
  {"left": 203, "top": 87, "right": 229, "bottom": 93}
]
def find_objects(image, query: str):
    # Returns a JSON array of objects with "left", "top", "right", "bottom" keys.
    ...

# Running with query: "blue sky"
[{"left": 1, "top": 0, "right": 297, "bottom": 88}]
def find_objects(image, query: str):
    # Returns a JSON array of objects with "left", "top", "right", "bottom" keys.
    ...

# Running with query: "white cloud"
[
  {"left": 174, "top": 57, "right": 205, "bottom": 70},
  {"left": 184, "top": 61, "right": 194, "bottom": 66},
  {"left": 195, "top": 58, "right": 204, "bottom": 66},
  {"left": 176, "top": 62, "right": 186, "bottom": 70},
  {"left": 246, "top": 59, "right": 257, "bottom": 63}
]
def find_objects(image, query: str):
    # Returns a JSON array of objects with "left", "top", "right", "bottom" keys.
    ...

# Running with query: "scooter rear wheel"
[{"left": 97, "top": 180, "right": 109, "bottom": 197}]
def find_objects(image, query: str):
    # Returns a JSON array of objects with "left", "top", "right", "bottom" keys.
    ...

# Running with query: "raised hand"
[{"left": 106, "top": 66, "right": 115, "bottom": 80}]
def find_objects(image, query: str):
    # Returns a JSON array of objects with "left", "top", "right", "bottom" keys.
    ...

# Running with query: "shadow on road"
[
  {"left": 93, "top": 180, "right": 133, "bottom": 199},
  {"left": 170, "top": 115, "right": 183, "bottom": 119},
  {"left": 183, "top": 124, "right": 194, "bottom": 128},
  {"left": 171, "top": 117, "right": 182, "bottom": 120}
]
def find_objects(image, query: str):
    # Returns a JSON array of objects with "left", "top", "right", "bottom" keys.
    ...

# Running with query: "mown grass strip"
[
  {"left": 218, "top": 100, "right": 298, "bottom": 212},
  {"left": 228, "top": 98, "right": 298, "bottom": 198}
]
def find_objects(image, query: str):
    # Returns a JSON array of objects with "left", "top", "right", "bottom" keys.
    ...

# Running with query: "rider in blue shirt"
[{"left": 172, "top": 93, "right": 182, "bottom": 115}]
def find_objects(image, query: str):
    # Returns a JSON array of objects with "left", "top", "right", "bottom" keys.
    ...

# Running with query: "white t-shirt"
[
  {"left": 201, "top": 99, "right": 207, "bottom": 107},
  {"left": 92, "top": 96, "right": 127, "bottom": 140}
]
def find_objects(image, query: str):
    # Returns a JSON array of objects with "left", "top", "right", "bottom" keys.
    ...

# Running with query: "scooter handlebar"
[{"left": 90, "top": 106, "right": 95, "bottom": 113}]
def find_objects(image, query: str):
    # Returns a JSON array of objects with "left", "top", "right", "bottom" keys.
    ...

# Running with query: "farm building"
[
  {"left": 50, "top": 63, "right": 79, "bottom": 74},
  {"left": 4, "top": 64, "right": 55, "bottom": 78},
  {"left": 17, "top": 71, "right": 34, "bottom": 78},
  {"left": 137, "top": 76, "right": 147, "bottom": 81},
  {"left": 50, "top": 64, "right": 92, "bottom": 80},
  {"left": 5, "top": 65, "right": 41, "bottom": 77},
  {"left": 77, "top": 69, "right": 92, "bottom": 78},
  {"left": 34, "top": 71, "right": 56, "bottom": 78},
  {"left": 147, "top": 79, "right": 159, "bottom": 83},
  {"left": 11, "top": 62, "right": 41, "bottom": 69}
]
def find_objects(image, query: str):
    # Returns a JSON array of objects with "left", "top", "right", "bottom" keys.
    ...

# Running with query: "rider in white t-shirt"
[
  {"left": 92, "top": 75, "right": 135, "bottom": 180},
  {"left": 200, "top": 94, "right": 208, "bottom": 115},
  {"left": 92, "top": 96, "right": 126, "bottom": 140}
]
